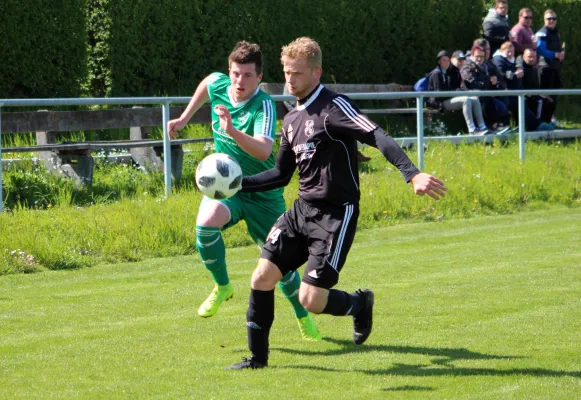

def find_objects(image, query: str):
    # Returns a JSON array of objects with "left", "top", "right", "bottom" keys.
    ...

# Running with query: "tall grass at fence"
[{"left": 1, "top": 139, "right": 579, "bottom": 275}]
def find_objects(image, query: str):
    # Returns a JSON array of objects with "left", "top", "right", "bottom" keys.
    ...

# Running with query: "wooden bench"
[
  {"left": 1, "top": 83, "right": 434, "bottom": 185},
  {"left": 2, "top": 104, "right": 285, "bottom": 185}
]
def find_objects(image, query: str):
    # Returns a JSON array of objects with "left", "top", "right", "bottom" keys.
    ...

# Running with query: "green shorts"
[{"left": 201, "top": 191, "right": 286, "bottom": 246}]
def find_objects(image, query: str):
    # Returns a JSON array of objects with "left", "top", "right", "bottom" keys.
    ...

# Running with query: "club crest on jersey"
[
  {"left": 237, "top": 111, "right": 250, "bottom": 125},
  {"left": 286, "top": 124, "right": 294, "bottom": 142},
  {"left": 305, "top": 120, "right": 315, "bottom": 137}
]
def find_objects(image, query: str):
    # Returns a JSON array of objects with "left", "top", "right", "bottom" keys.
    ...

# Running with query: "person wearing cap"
[
  {"left": 511, "top": 8, "right": 536, "bottom": 57},
  {"left": 451, "top": 51, "right": 467, "bottom": 70},
  {"left": 428, "top": 50, "right": 487, "bottom": 134}
]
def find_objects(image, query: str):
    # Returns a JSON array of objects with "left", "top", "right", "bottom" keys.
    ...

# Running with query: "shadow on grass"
[
  {"left": 382, "top": 386, "right": 435, "bottom": 392},
  {"left": 272, "top": 338, "right": 581, "bottom": 379}
]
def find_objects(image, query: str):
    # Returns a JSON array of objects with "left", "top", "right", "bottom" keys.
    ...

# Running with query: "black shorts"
[{"left": 261, "top": 197, "right": 359, "bottom": 289}]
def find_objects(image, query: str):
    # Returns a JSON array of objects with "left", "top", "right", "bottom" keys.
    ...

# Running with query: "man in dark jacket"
[
  {"left": 482, "top": 0, "right": 511, "bottom": 56},
  {"left": 428, "top": 50, "right": 487, "bottom": 134},
  {"left": 461, "top": 45, "right": 509, "bottom": 130},
  {"left": 493, "top": 42, "right": 551, "bottom": 131},
  {"left": 535, "top": 9, "right": 565, "bottom": 123},
  {"left": 516, "top": 49, "right": 556, "bottom": 123}
]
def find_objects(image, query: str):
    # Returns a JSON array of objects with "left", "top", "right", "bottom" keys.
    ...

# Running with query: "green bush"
[
  {"left": 83, "top": 0, "right": 491, "bottom": 96},
  {"left": 1, "top": 1, "right": 579, "bottom": 98},
  {"left": 0, "top": 0, "right": 86, "bottom": 98}
]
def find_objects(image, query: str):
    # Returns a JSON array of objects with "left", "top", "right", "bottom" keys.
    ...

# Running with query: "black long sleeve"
[
  {"left": 363, "top": 127, "right": 420, "bottom": 183},
  {"left": 241, "top": 136, "right": 296, "bottom": 192}
]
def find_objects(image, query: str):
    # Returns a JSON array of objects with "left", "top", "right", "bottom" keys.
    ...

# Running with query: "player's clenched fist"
[{"left": 167, "top": 118, "right": 186, "bottom": 139}]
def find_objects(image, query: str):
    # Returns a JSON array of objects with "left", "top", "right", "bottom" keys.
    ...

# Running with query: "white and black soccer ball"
[{"left": 195, "top": 153, "right": 242, "bottom": 200}]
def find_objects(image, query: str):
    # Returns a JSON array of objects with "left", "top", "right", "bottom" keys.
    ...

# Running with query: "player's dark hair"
[{"left": 229, "top": 41, "right": 263, "bottom": 74}]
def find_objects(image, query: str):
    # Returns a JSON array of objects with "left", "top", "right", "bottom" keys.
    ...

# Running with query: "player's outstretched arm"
[
  {"left": 241, "top": 138, "right": 296, "bottom": 192},
  {"left": 167, "top": 75, "right": 212, "bottom": 139},
  {"left": 411, "top": 172, "right": 447, "bottom": 200}
]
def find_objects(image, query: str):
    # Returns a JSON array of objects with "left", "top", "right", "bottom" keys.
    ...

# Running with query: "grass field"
[{"left": 1, "top": 207, "right": 580, "bottom": 399}]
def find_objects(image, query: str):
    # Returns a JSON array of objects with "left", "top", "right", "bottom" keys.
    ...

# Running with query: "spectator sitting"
[
  {"left": 511, "top": 8, "right": 536, "bottom": 57},
  {"left": 474, "top": 39, "right": 506, "bottom": 90},
  {"left": 427, "top": 50, "right": 487, "bottom": 134},
  {"left": 483, "top": 0, "right": 511, "bottom": 56},
  {"left": 535, "top": 9, "right": 565, "bottom": 124},
  {"left": 516, "top": 48, "right": 556, "bottom": 123},
  {"left": 461, "top": 45, "right": 509, "bottom": 131},
  {"left": 493, "top": 41, "right": 523, "bottom": 91},
  {"left": 451, "top": 51, "right": 467, "bottom": 70},
  {"left": 493, "top": 42, "right": 552, "bottom": 131}
]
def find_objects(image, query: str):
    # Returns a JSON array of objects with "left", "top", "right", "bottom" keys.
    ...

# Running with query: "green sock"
[
  {"left": 278, "top": 270, "right": 308, "bottom": 319},
  {"left": 196, "top": 226, "right": 229, "bottom": 286}
]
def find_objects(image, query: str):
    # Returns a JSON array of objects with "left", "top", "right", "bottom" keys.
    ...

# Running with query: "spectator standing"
[
  {"left": 535, "top": 9, "right": 565, "bottom": 124},
  {"left": 511, "top": 8, "right": 536, "bottom": 57},
  {"left": 483, "top": 0, "right": 511, "bottom": 56},
  {"left": 427, "top": 50, "right": 487, "bottom": 134}
]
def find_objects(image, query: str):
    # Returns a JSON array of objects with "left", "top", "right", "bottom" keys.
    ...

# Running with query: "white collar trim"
[
  {"left": 296, "top": 85, "right": 324, "bottom": 111},
  {"left": 228, "top": 86, "right": 260, "bottom": 107}
]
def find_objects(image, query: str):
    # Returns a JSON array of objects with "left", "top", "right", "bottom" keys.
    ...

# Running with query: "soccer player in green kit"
[{"left": 167, "top": 41, "right": 320, "bottom": 340}]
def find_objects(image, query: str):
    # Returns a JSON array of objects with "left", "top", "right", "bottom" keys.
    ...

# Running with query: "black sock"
[
  {"left": 246, "top": 288, "right": 275, "bottom": 363},
  {"left": 321, "top": 289, "right": 363, "bottom": 316}
]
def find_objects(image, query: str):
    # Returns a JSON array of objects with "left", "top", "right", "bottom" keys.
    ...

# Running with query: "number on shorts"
[{"left": 267, "top": 227, "right": 282, "bottom": 244}]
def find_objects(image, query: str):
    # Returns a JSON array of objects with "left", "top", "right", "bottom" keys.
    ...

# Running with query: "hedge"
[
  {"left": 0, "top": 0, "right": 86, "bottom": 98},
  {"left": 1, "top": 1, "right": 579, "bottom": 98}
]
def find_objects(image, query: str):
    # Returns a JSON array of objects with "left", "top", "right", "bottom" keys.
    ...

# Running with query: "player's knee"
[
  {"left": 196, "top": 200, "right": 230, "bottom": 228},
  {"left": 250, "top": 259, "right": 280, "bottom": 290}
]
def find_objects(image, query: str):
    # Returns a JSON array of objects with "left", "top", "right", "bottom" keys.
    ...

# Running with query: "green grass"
[
  {"left": 1, "top": 207, "right": 580, "bottom": 399},
  {"left": 1, "top": 140, "right": 580, "bottom": 274}
]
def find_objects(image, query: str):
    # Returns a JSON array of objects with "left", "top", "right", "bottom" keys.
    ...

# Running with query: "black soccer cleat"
[
  {"left": 225, "top": 355, "right": 268, "bottom": 370},
  {"left": 352, "top": 289, "right": 374, "bottom": 345}
]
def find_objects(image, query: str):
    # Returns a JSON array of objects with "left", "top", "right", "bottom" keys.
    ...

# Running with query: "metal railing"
[{"left": 2, "top": 88, "right": 581, "bottom": 212}]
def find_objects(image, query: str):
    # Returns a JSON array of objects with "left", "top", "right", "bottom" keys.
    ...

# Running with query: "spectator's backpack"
[{"left": 413, "top": 68, "right": 439, "bottom": 92}]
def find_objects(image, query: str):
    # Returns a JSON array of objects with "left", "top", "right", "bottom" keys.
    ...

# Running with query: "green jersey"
[{"left": 207, "top": 72, "right": 278, "bottom": 178}]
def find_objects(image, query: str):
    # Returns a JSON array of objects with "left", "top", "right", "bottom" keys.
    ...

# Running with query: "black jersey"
[{"left": 242, "top": 85, "right": 419, "bottom": 206}]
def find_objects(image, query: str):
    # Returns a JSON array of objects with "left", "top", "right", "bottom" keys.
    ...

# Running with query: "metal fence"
[{"left": 1, "top": 88, "right": 581, "bottom": 212}]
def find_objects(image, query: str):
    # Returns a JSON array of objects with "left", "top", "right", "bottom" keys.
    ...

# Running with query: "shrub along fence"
[{"left": 3, "top": 1, "right": 578, "bottom": 99}]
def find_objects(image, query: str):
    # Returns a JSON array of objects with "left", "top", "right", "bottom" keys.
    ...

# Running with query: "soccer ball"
[{"left": 195, "top": 153, "right": 243, "bottom": 200}]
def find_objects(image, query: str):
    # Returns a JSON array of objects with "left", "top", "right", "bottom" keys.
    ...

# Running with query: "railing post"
[
  {"left": 518, "top": 94, "right": 526, "bottom": 163},
  {"left": 161, "top": 102, "right": 172, "bottom": 197},
  {"left": 0, "top": 104, "right": 3, "bottom": 212},
  {"left": 416, "top": 95, "right": 425, "bottom": 170}
]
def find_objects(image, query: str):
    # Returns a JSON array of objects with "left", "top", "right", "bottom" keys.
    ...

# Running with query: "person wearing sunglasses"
[
  {"left": 511, "top": 8, "right": 536, "bottom": 57},
  {"left": 535, "top": 9, "right": 565, "bottom": 124}
]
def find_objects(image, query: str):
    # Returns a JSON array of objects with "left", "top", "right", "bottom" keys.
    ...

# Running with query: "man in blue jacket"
[{"left": 535, "top": 9, "right": 565, "bottom": 124}]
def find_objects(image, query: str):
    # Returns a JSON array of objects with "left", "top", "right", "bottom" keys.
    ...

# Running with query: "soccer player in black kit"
[{"left": 228, "top": 37, "right": 447, "bottom": 369}]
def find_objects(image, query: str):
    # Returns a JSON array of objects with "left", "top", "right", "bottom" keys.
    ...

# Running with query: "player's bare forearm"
[
  {"left": 227, "top": 128, "right": 273, "bottom": 161},
  {"left": 167, "top": 76, "right": 211, "bottom": 138}
]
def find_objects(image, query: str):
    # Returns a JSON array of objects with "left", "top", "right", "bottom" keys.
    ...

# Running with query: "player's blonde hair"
[{"left": 281, "top": 37, "right": 322, "bottom": 68}]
